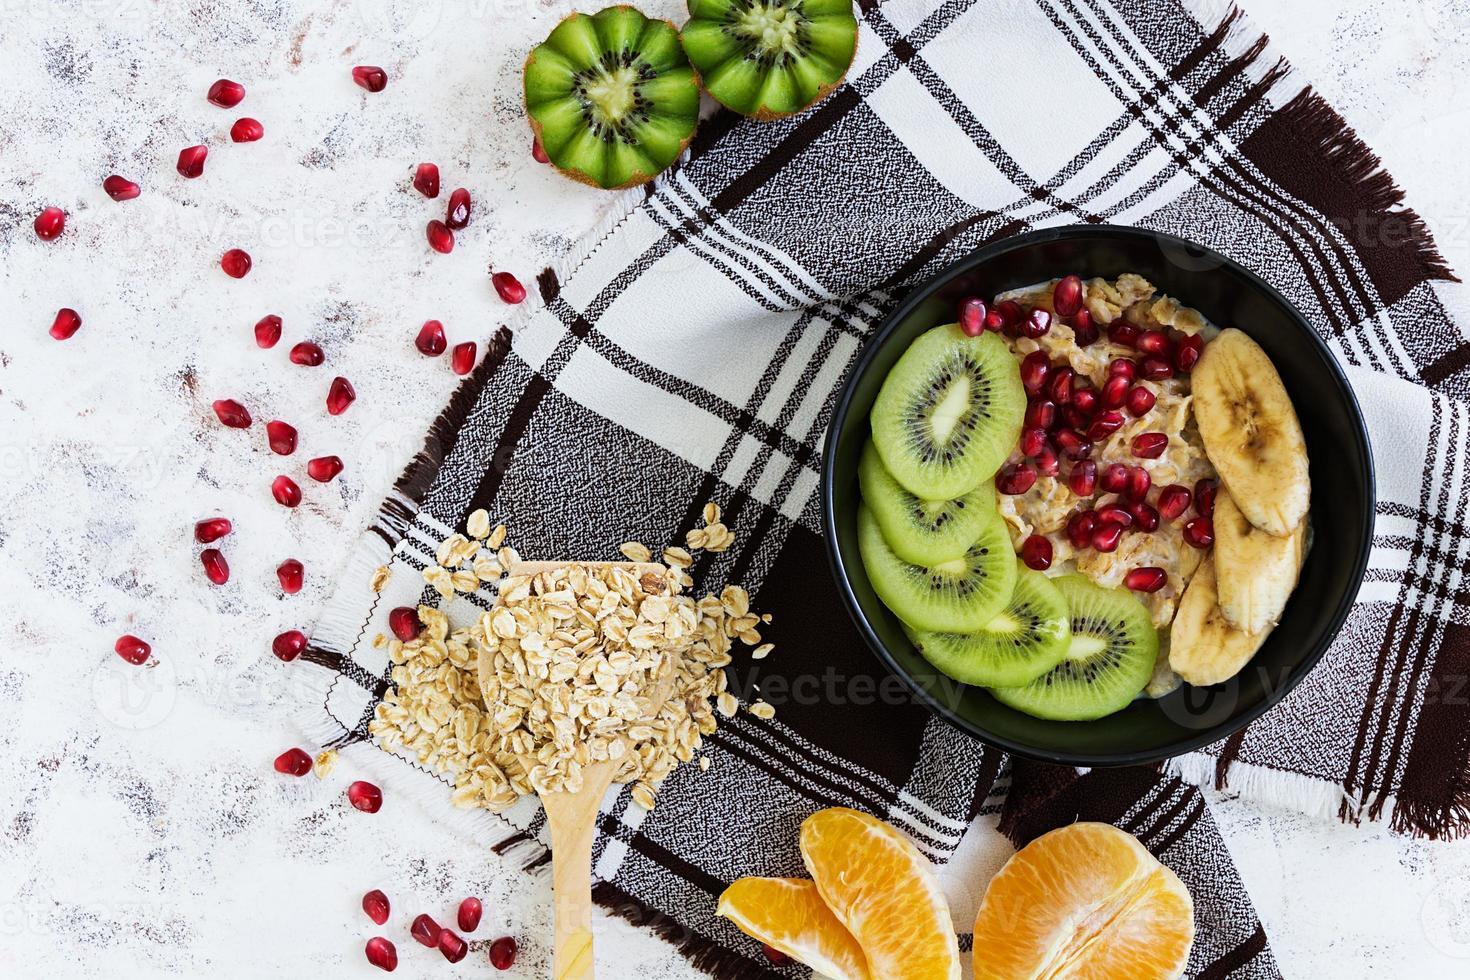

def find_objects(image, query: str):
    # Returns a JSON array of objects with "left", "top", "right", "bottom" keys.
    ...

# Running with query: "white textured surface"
[{"left": 1, "top": 1, "right": 1468, "bottom": 977}]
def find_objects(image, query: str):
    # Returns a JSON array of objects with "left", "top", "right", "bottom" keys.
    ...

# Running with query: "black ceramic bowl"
[{"left": 822, "top": 225, "right": 1374, "bottom": 766}]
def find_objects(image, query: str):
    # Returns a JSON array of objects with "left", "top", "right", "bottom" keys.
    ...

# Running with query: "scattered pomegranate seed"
[
  {"left": 289, "top": 341, "right": 325, "bottom": 366},
  {"left": 1034, "top": 445, "right": 1061, "bottom": 478},
  {"left": 1124, "top": 466, "right": 1152, "bottom": 501},
  {"left": 326, "top": 376, "right": 356, "bottom": 415},
  {"left": 1066, "top": 510, "right": 1098, "bottom": 549},
  {"left": 272, "top": 629, "right": 307, "bottom": 661},
  {"left": 1071, "top": 386, "right": 1098, "bottom": 416},
  {"left": 488, "top": 937, "right": 518, "bottom": 970},
  {"left": 207, "top": 78, "right": 245, "bottom": 108},
  {"left": 1024, "top": 399, "right": 1057, "bottom": 431},
  {"left": 1158, "top": 485, "right": 1192, "bottom": 521},
  {"left": 220, "top": 248, "right": 252, "bottom": 279},
  {"left": 1047, "top": 367, "right": 1075, "bottom": 405},
  {"left": 1135, "top": 330, "right": 1170, "bottom": 356},
  {"left": 230, "top": 117, "right": 264, "bottom": 142},
  {"left": 277, "top": 558, "right": 304, "bottom": 594},
  {"left": 362, "top": 890, "right": 391, "bottom": 926},
  {"left": 415, "top": 319, "right": 447, "bottom": 356},
  {"left": 1051, "top": 274, "right": 1083, "bottom": 317},
  {"left": 1125, "top": 567, "right": 1167, "bottom": 593},
  {"left": 1022, "top": 308, "right": 1052, "bottom": 339},
  {"left": 982, "top": 309, "right": 1005, "bottom": 332},
  {"left": 34, "top": 207, "right": 66, "bottom": 240},
  {"left": 177, "top": 145, "right": 208, "bottom": 178},
  {"left": 451, "top": 341, "right": 477, "bottom": 376},
  {"left": 114, "top": 634, "right": 151, "bottom": 665},
  {"left": 457, "top": 897, "right": 483, "bottom": 932},
  {"left": 1100, "top": 375, "right": 1129, "bottom": 410},
  {"left": 348, "top": 780, "right": 382, "bottom": 813},
  {"left": 1108, "top": 357, "right": 1136, "bottom": 380},
  {"left": 352, "top": 66, "right": 388, "bottom": 92},
  {"left": 212, "top": 398, "right": 251, "bottom": 428},
  {"left": 364, "top": 936, "right": 398, "bottom": 972},
  {"left": 1096, "top": 503, "right": 1134, "bottom": 528},
  {"left": 1132, "top": 432, "right": 1168, "bottom": 458},
  {"left": 1108, "top": 322, "right": 1140, "bottom": 347},
  {"left": 1183, "top": 517, "right": 1215, "bottom": 549},
  {"left": 274, "top": 747, "right": 313, "bottom": 776},
  {"left": 254, "top": 314, "right": 282, "bottom": 348},
  {"left": 958, "top": 297, "right": 986, "bottom": 336},
  {"left": 1072, "top": 310, "right": 1099, "bottom": 346},
  {"left": 532, "top": 136, "right": 550, "bottom": 163},
  {"left": 1020, "top": 534, "right": 1053, "bottom": 571},
  {"left": 1068, "top": 459, "right": 1097, "bottom": 496},
  {"left": 426, "top": 219, "right": 454, "bottom": 254},
  {"left": 413, "top": 163, "right": 440, "bottom": 199},
  {"left": 492, "top": 271, "right": 527, "bottom": 304},
  {"left": 307, "top": 455, "right": 343, "bottom": 482},
  {"left": 195, "top": 517, "right": 232, "bottom": 543},
  {"left": 1018, "top": 351, "right": 1048, "bottom": 396},
  {"left": 1194, "top": 478, "right": 1218, "bottom": 518},
  {"left": 1092, "top": 523, "right": 1124, "bottom": 552},
  {"left": 446, "top": 188, "right": 472, "bottom": 230},
  {"left": 1174, "top": 333, "right": 1204, "bottom": 374},
  {"left": 271, "top": 475, "right": 302, "bottom": 507},
  {"left": 266, "top": 420, "right": 298, "bottom": 455},
  {"left": 761, "top": 945, "right": 792, "bottom": 967},
  {"left": 103, "top": 175, "right": 141, "bottom": 201},
  {"left": 993, "top": 300, "right": 1023, "bottom": 332},
  {"left": 1099, "top": 463, "right": 1128, "bottom": 494},
  {"left": 1125, "top": 385, "right": 1156, "bottom": 417},
  {"left": 1054, "top": 429, "right": 1092, "bottom": 460},
  {"left": 1019, "top": 426, "right": 1048, "bottom": 459},
  {"left": 995, "top": 461, "right": 1038, "bottom": 495},
  {"left": 1130, "top": 501, "right": 1160, "bottom": 532},
  {"left": 411, "top": 914, "right": 441, "bottom": 948},
  {"left": 388, "top": 607, "right": 422, "bottom": 642},
  {"left": 1086, "top": 410, "right": 1125, "bottom": 441},
  {"left": 50, "top": 308, "right": 82, "bottom": 341}
]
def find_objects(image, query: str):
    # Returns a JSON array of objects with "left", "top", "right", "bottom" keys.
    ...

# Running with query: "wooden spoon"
[{"left": 479, "top": 560, "right": 678, "bottom": 980}]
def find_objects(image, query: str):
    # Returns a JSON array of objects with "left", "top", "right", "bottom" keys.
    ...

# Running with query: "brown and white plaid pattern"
[{"left": 300, "top": 0, "right": 1468, "bottom": 976}]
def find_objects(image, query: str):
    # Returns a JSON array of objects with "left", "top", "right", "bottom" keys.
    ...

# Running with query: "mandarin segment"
[{"left": 717, "top": 877, "right": 872, "bottom": 980}]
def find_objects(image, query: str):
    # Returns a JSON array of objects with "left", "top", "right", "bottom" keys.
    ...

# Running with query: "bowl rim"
[{"left": 820, "top": 223, "right": 1377, "bottom": 765}]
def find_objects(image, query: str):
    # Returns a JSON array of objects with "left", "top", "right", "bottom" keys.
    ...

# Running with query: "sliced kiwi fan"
[{"left": 858, "top": 439, "right": 997, "bottom": 566}]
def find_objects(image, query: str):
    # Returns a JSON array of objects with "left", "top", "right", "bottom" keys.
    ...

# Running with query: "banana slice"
[
  {"left": 1192, "top": 328, "right": 1310, "bottom": 537},
  {"left": 1213, "top": 490, "right": 1307, "bottom": 634},
  {"left": 1169, "top": 557, "right": 1268, "bottom": 687}
]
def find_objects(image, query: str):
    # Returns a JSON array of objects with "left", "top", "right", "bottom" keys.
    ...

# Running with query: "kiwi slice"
[
  {"left": 524, "top": 6, "right": 701, "bottom": 189},
  {"left": 858, "top": 440, "right": 997, "bottom": 566},
  {"left": 989, "top": 575, "right": 1158, "bottom": 721},
  {"left": 680, "top": 0, "right": 859, "bottom": 119},
  {"left": 870, "top": 325, "right": 1025, "bottom": 501},
  {"left": 907, "top": 564, "right": 1072, "bottom": 688},
  {"left": 858, "top": 504, "right": 1017, "bottom": 634}
]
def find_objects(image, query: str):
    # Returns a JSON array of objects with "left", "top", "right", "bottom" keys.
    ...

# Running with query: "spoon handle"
[{"left": 545, "top": 794, "right": 599, "bottom": 980}]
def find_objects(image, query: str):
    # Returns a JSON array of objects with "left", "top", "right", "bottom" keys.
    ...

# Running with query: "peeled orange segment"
[
  {"left": 800, "top": 808, "right": 961, "bottom": 980},
  {"left": 972, "top": 822, "right": 1194, "bottom": 980},
  {"left": 717, "top": 877, "right": 872, "bottom": 980}
]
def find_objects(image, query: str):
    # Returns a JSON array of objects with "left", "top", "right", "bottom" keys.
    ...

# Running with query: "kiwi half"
[
  {"left": 908, "top": 564, "right": 1071, "bottom": 688},
  {"left": 680, "top": 0, "right": 859, "bottom": 119},
  {"left": 857, "top": 504, "right": 1016, "bottom": 634},
  {"left": 870, "top": 325, "right": 1025, "bottom": 501},
  {"left": 989, "top": 575, "right": 1158, "bottom": 721},
  {"left": 858, "top": 440, "right": 997, "bottom": 566},
  {"left": 525, "top": 6, "right": 701, "bottom": 189}
]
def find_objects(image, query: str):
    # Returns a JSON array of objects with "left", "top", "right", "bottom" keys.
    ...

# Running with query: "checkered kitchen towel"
[{"left": 301, "top": 0, "right": 1470, "bottom": 976}]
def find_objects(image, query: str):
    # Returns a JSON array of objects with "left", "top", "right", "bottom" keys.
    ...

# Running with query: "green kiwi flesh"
[
  {"left": 858, "top": 440, "right": 997, "bottom": 566},
  {"left": 857, "top": 503, "right": 1016, "bottom": 634},
  {"left": 870, "top": 325, "right": 1025, "bottom": 501},
  {"left": 989, "top": 575, "right": 1158, "bottom": 721},
  {"left": 907, "top": 564, "right": 1071, "bottom": 688},
  {"left": 680, "top": 0, "right": 858, "bottom": 118},
  {"left": 525, "top": 6, "right": 700, "bottom": 189}
]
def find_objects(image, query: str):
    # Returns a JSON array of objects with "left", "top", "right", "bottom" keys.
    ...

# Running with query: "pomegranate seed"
[
  {"left": 1137, "top": 356, "right": 1171, "bottom": 381},
  {"left": 176, "top": 145, "right": 208, "bottom": 178},
  {"left": 426, "top": 219, "right": 454, "bottom": 254},
  {"left": 412, "top": 162, "right": 440, "bottom": 198},
  {"left": 1125, "top": 385, "right": 1156, "bottom": 417},
  {"left": 272, "top": 629, "right": 307, "bottom": 661},
  {"left": 194, "top": 517, "right": 232, "bottom": 543},
  {"left": 1054, "top": 429, "right": 1092, "bottom": 460},
  {"left": 364, "top": 937, "right": 398, "bottom": 973},
  {"left": 1100, "top": 463, "right": 1129, "bottom": 494},
  {"left": 492, "top": 271, "right": 527, "bottom": 305},
  {"left": 488, "top": 937, "right": 518, "bottom": 970},
  {"left": 230, "top": 117, "right": 264, "bottom": 142},
  {"left": 958, "top": 297, "right": 986, "bottom": 336},
  {"left": 1019, "top": 426, "right": 1049, "bottom": 459},
  {"left": 271, "top": 475, "right": 302, "bottom": 507},
  {"left": 50, "top": 308, "right": 82, "bottom": 341},
  {"left": 201, "top": 548, "right": 230, "bottom": 584},
  {"left": 761, "top": 945, "right": 792, "bottom": 966},
  {"left": 363, "top": 890, "right": 391, "bottom": 926},
  {"left": 1086, "top": 410, "right": 1125, "bottom": 441},
  {"left": 1024, "top": 399, "right": 1057, "bottom": 430},
  {"left": 307, "top": 455, "right": 343, "bottom": 482},
  {"left": 352, "top": 66, "right": 388, "bottom": 92},
  {"left": 1158, "top": 485, "right": 1192, "bottom": 521},
  {"left": 1194, "top": 478, "right": 1218, "bottom": 517},
  {"left": 1183, "top": 517, "right": 1215, "bottom": 549},
  {"left": 995, "top": 461, "right": 1038, "bottom": 495},
  {"left": 1132, "top": 432, "right": 1168, "bottom": 458},
  {"left": 347, "top": 780, "right": 382, "bottom": 813},
  {"left": 532, "top": 136, "right": 550, "bottom": 163},
  {"left": 288, "top": 341, "right": 323, "bottom": 366},
  {"left": 1020, "top": 534, "right": 1053, "bottom": 571},
  {"left": 326, "top": 376, "right": 356, "bottom": 415},
  {"left": 411, "top": 914, "right": 441, "bottom": 948},
  {"left": 993, "top": 299, "right": 1024, "bottom": 332},
  {"left": 982, "top": 310, "right": 1005, "bottom": 332},
  {"left": 1071, "top": 385, "right": 1098, "bottom": 416},
  {"left": 266, "top": 420, "right": 297, "bottom": 455},
  {"left": 1022, "top": 308, "right": 1052, "bottom": 339},
  {"left": 438, "top": 929, "right": 468, "bottom": 963},
  {"left": 1066, "top": 510, "right": 1098, "bottom": 549},
  {"left": 207, "top": 78, "right": 245, "bottom": 108},
  {"left": 103, "top": 175, "right": 141, "bottom": 201},
  {"left": 1034, "top": 445, "right": 1060, "bottom": 477},
  {"left": 1100, "top": 375, "right": 1129, "bottom": 410},
  {"left": 274, "top": 748, "right": 313, "bottom": 776},
  {"left": 114, "top": 634, "right": 151, "bottom": 665},
  {"left": 1068, "top": 459, "right": 1097, "bottom": 496},
  {"left": 1125, "top": 567, "right": 1168, "bottom": 593},
  {"left": 212, "top": 398, "right": 251, "bottom": 428},
  {"left": 446, "top": 188, "right": 472, "bottom": 229},
  {"left": 1174, "top": 333, "right": 1204, "bottom": 374},
  {"left": 1052, "top": 275, "right": 1084, "bottom": 317},
  {"left": 451, "top": 341, "right": 477, "bottom": 375},
  {"left": 34, "top": 207, "right": 66, "bottom": 240},
  {"left": 1108, "top": 357, "right": 1136, "bottom": 380},
  {"left": 457, "top": 897, "right": 483, "bottom": 932},
  {"left": 1092, "top": 523, "right": 1124, "bottom": 552},
  {"left": 1108, "top": 321, "right": 1140, "bottom": 347},
  {"left": 1096, "top": 503, "right": 1134, "bottom": 528},
  {"left": 1124, "top": 466, "right": 1152, "bottom": 502},
  {"left": 1064, "top": 405, "right": 1091, "bottom": 431},
  {"left": 220, "top": 248, "right": 252, "bottom": 279},
  {"left": 415, "top": 319, "right": 447, "bottom": 356},
  {"left": 1135, "top": 330, "right": 1170, "bottom": 356},
  {"left": 1072, "top": 310, "right": 1099, "bottom": 346},
  {"left": 1130, "top": 501, "right": 1160, "bottom": 532},
  {"left": 277, "top": 558, "right": 304, "bottom": 594},
  {"left": 254, "top": 314, "right": 282, "bottom": 348},
  {"left": 388, "top": 607, "right": 422, "bottom": 642}
]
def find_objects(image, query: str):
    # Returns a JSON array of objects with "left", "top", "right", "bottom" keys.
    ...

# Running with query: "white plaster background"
[{"left": 1, "top": 0, "right": 1468, "bottom": 977}]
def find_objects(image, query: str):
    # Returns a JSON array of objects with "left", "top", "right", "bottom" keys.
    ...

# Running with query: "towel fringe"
[{"left": 590, "top": 882, "right": 781, "bottom": 980}]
